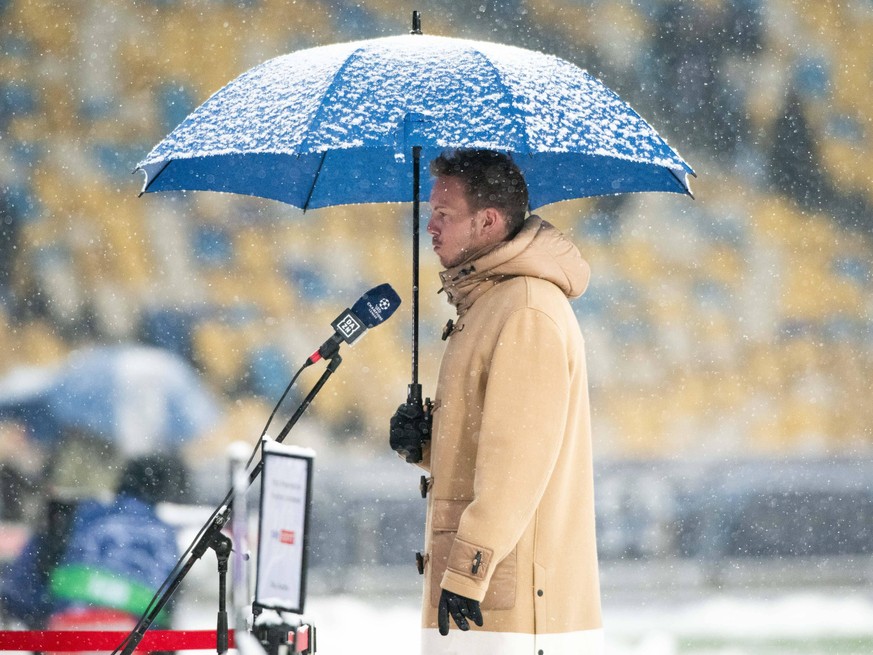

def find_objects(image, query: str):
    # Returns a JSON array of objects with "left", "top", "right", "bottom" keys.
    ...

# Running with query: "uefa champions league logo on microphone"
[
  {"left": 350, "top": 283, "right": 400, "bottom": 329},
  {"left": 365, "top": 297, "right": 393, "bottom": 322}
]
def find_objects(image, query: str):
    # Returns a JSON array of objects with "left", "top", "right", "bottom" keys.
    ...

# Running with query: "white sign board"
[{"left": 254, "top": 440, "right": 315, "bottom": 614}]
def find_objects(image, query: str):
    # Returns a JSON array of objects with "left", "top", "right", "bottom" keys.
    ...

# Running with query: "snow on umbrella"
[
  {"left": 135, "top": 18, "right": 694, "bottom": 400},
  {"left": 0, "top": 345, "right": 220, "bottom": 456}
]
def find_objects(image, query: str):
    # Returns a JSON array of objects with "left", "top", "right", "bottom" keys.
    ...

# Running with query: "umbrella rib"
[
  {"left": 669, "top": 167, "right": 695, "bottom": 199},
  {"left": 137, "top": 161, "right": 171, "bottom": 197},
  {"left": 296, "top": 45, "right": 368, "bottom": 210},
  {"left": 302, "top": 151, "right": 328, "bottom": 211},
  {"left": 298, "top": 45, "right": 369, "bottom": 155},
  {"left": 466, "top": 48, "right": 530, "bottom": 153}
]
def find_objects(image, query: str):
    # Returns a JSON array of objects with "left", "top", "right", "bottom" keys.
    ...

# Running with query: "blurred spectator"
[
  {"left": 0, "top": 420, "right": 43, "bottom": 523},
  {"left": 44, "top": 429, "right": 124, "bottom": 502},
  {"left": 0, "top": 454, "right": 187, "bottom": 630}
]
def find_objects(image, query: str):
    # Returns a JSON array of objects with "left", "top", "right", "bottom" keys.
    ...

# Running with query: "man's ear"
[{"left": 479, "top": 207, "right": 507, "bottom": 239}]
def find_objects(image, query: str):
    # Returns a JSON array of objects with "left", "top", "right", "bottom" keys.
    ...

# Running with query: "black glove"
[
  {"left": 389, "top": 400, "right": 431, "bottom": 463},
  {"left": 438, "top": 589, "right": 483, "bottom": 635}
]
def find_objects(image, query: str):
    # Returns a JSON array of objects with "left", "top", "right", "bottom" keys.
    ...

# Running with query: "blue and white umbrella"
[
  {"left": 137, "top": 32, "right": 693, "bottom": 207},
  {"left": 136, "top": 22, "right": 694, "bottom": 396},
  {"left": 0, "top": 345, "right": 220, "bottom": 455}
]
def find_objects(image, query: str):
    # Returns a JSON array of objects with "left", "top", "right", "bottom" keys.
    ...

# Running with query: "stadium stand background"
[{"left": 0, "top": 0, "right": 871, "bottom": 475}]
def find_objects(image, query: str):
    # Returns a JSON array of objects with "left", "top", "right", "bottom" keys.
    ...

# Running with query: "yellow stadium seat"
[{"left": 192, "top": 320, "right": 246, "bottom": 390}]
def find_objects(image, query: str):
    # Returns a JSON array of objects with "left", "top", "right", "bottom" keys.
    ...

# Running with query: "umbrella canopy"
[
  {"left": 0, "top": 345, "right": 220, "bottom": 455},
  {"left": 138, "top": 33, "right": 693, "bottom": 208}
]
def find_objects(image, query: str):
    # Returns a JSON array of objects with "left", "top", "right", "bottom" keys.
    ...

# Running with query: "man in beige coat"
[{"left": 391, "top": 149, "right": 603, "bottom": 654}]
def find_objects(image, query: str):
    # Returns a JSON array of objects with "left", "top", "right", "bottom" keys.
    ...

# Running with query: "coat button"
[{"left": 537, "top": 589, "right": 544, "bottom": 597}]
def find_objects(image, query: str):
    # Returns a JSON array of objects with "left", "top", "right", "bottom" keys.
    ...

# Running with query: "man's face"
[{"left": 427, "top": 175, "right": 492, "bottom": 268}]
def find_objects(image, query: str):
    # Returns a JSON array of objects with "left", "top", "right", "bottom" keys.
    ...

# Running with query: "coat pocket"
[{"left": 428, "top": 500, "right": 517, "bottom": 610}]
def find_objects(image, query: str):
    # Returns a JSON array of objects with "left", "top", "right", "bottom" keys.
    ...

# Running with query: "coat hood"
[{"left": 439, "top": 215, "right": 590, "bottom": 315}]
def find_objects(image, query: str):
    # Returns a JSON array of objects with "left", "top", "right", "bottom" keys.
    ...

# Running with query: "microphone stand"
[{"left": 119, "top": 355, "right": 343, "bottom": 655}]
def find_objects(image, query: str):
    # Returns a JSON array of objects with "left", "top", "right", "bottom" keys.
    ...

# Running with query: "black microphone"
[{"left": 308, "top": 283, "right": 402, "bottom": 364}]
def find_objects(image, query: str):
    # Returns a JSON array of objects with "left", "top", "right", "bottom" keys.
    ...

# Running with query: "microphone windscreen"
[{"left": 351, "top": 283, "right": 402, "bottom": 328}]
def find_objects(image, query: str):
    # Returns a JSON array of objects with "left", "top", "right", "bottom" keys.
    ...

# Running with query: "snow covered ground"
[
  {"left": 601, "top": 591, "right": 873, "bottom": 655},
  {"left": 177, "top": 585, "right": 873, "bottom": 655}
]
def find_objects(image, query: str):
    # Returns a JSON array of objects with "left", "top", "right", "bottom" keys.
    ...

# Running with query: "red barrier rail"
[{"left": 0, "top": 629, "right": 235, "bottom": 652}]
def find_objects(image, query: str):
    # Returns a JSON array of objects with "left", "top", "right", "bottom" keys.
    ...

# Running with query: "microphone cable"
[{"left": 248, "top": 356, "right": 313, "bottom": 468}]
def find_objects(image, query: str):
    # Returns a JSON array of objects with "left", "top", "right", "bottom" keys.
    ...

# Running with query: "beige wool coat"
[{"left": 417, "top": 216, "right": 603, "bottom": 655}]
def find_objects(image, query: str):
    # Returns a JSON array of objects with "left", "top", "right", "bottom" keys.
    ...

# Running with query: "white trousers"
[{"left": 421, "top": 627, "right": 605, "bottom": 655}]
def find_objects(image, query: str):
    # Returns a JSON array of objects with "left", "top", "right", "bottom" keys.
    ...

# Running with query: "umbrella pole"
[
  {"left": 393, "top": 138, "right": 432, "bottom": 463},
  {"left": 406, "top": 144, "right": 427, "bottom": 412},
  {"left": 411, "top": 145, "right": 421, "bottom": 393}
]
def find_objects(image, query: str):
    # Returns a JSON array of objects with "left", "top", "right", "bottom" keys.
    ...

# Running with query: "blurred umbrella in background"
[
  {"left": 136, "top": 13, "right": 694, "bottom": 408},
  {"left": 0, "top": 345, "right": 220, "bottom": 456}
]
